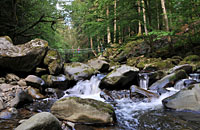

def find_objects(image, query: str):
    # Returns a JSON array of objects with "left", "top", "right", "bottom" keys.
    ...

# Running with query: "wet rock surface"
[{"left": 149, "top": 70, "right": 188, "bottom": 91}]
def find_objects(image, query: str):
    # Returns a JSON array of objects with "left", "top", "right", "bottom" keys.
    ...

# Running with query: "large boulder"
[
  {"left": 44, "top": 49, "right": 63, "bottom": 75},
  {"left": 99, "top": 65, "right": 139, "bottom": 90},
  {"left": 63, "top": 62, "right": 96, "bottom": 81},
  {"left": 0, "top": 36, "right": 48, "bottom": 72},
  {"left": 87, "top": 57, "right": 110, "bottom": 73},
  {"left": 149, "top": 70, "right": 188, "bottom": 91},
  {"left": 15, "top": 112, "right": 62, "bottom": 130},
  {"left": 162, "top": 84, "right": 200, "bottom": 111},
  {"left": 25, "top": 75, "right": 45, "bottom": 92},
  {"left": 51, "top": 97, "right": 115, "bottom": 124}
]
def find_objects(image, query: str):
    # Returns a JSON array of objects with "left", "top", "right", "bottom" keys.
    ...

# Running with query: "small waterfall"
[
  {"left": 62, "top": 74, "right": 105, "bottom": 101},
  {"left": 139, "top": 73, "right": 149, "bottom": 90},
  {"left": 189, "top": 73, "right": 200, "bottom": 82}
]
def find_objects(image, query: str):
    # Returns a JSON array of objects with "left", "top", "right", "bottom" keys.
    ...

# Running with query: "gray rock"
[
  {"left": 44, "top": 49, "right": 63, "bottom": 75},
  {"left": 10, "top": 89, "right": 33, "bottom": 108},
  {"left": 25, "top": 75, "right": 45, "bottom": 88},
  {"left": 149, "top": 70, "right": 188, "bottom": 92},
  {"left": 99, "top": 65, "right": 139, "bottom": 90},
  {"left": 87, "top": 58, "right": 110, "bottom": 72},
  {"left": 15, "top": 112, "right": 62, "bottom": 130},
  {"left": 162, "top": 84, "right": 200, "bottom": 111},
  {"left": 51, "top": 97, "right": 115, "bottom": 124},
  {"left": 64, "top": 62, "right": 96, "bottom": 81},
  {"left": 0, "top": 37, "right": 48, "bottom": 72}
]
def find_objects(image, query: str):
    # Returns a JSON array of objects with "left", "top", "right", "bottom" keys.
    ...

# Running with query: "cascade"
[{"left": 139, "top": 73, "right": 149, "bottom": 90}]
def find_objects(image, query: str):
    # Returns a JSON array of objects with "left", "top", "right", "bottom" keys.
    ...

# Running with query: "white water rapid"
[{"left": 62, "top": 74, "right": 105, "bottom": 101}]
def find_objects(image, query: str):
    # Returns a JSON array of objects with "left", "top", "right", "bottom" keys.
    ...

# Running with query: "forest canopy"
[{"left": 0, "top": 0, "right": 199, "bottom": 57}]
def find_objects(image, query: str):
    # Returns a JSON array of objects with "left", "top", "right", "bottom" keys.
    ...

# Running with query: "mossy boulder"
[
  {"left": 63, "top": 62, "right": 96, "bottom": 81},
  {"left": 149, "top": 70, "right": 188, "bottom": 92},
  {"left": 99, "top": 65, "right": 139, "bottom": 90},
  {"left": 162, "top": 84, "right": 200, "bottom": 111},
  {"left": 0, "top": 36, "right": 48, "bottom": 72},
  {"left": 87, "top": 57, "right": 110, "bottom": 72},
  {"left": 51, "top": 97, "right": 115, "bottom": 124},
  {"left": 135, "top": 57, "right": 174, "bottom": 71},
  {"left": 168, "top": 64, "right": 193, "bottom": 74},
  {"left": 183, "top": 55, "right": 200, "bottom": 62},
  {"left": 44, "top": 49, "right": 63, "bottom": 75}
]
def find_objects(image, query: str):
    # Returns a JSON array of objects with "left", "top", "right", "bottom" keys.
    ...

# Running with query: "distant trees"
[{"left": 63, "top": 0, "right": 200, "bottom": 50}]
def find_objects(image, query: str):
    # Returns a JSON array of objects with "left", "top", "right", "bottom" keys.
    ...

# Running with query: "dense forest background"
[{"left": 0, "top": 0, "right": 199, "bottom": 61}]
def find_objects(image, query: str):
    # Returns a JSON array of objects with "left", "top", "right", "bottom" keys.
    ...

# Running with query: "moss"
[
  {"left": 4, "top": 36, "right": 13, "bottom": 43},
  {"left": 184, "top": 55, "right": 200, "bottom": 62},
  {"left": 169, "top": 70, "right": 187, "bottom": 81},
  {"left": 41, "top": 74, "right": 48, "bottom": 82}
]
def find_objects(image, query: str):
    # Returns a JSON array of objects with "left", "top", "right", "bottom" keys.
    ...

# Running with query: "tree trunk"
[
  {"left": 142, "top": 0, "right": 148, "bottom": 35},
  {"left": 156, "top": 0, "right": 160, "bottom": 30},
  {"left": 137, "top": 0, "right": 142, "bottom": 36},
  {"left": 106, "top": 6, "right": 111, "bottom": 44},
  {"left": 161, "top": 0, "right": 171, "bottom": 42},
  {"left": 90, "top": 37, "right": 97, "bottom": 56},
  {"left": 118, "top": 26, "right": 122, "bottom": 44},
  {"left": 114, "top": 0, "right": 117, "bottom": 43}
]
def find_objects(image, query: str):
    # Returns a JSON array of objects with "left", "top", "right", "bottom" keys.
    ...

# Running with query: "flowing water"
[
  {"left": 61, "top": 74, "right": 200, "bottom": 130},
  {"left": 2, "top": 73, "right": 200, "bottom": 130}
]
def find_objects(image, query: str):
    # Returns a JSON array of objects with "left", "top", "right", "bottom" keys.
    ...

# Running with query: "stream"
[{"left": 1, "top": 73, "right": 200, "bottom": 130}]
